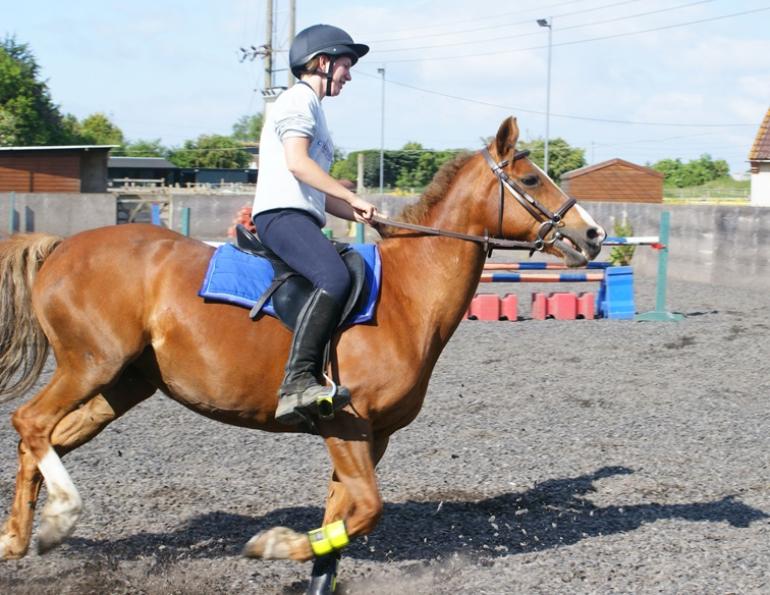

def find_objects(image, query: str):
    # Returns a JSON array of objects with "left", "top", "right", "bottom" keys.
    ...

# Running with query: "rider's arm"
[
  {"left": 324, "top": 195, "right": 358, "bottom": 222},
  {"left": 283, "top": 137, "right": 376, "bottom": 223}
]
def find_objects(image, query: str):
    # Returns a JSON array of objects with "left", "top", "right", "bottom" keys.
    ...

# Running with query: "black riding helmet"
[{"left": 289, "top": 24, "right": 369, "bottom": 96}]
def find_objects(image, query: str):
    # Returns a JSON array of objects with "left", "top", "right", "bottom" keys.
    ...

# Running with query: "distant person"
[{"left": 251, "top": 24, "right": 377, "bottom": 425}]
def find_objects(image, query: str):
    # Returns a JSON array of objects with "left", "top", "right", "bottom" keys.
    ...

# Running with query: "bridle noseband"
[{"left": 372, "top": 148, "right": 578, "bottom": 255}]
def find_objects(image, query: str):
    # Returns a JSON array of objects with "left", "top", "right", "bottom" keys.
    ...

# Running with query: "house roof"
[
  {"left": 748, "top": 107, "right": 770, "bottom": 162},
  {"left": 561, "top": 158, "right": 663, "bottom": 180},
  {"left": 109, "top": 157, "right": 178, "bottom": 169}
]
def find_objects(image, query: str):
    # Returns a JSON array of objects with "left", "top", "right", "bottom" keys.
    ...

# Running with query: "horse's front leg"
[
  {"left": 304, "top": 434, "right": 391, "bottom": 594},
  {"left": 321, "top": 432, "right": 390, "bottom": 525},
  {"left": 244, "top": 413, "right": 381, "bottom": 562}
]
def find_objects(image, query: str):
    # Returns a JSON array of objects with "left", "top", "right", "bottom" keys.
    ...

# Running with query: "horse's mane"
[{"left": 396, "top": 152, "right": 474, "bottom": 225}]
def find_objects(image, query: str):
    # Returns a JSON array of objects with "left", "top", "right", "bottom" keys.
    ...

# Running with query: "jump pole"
[{"left": 634, "top": 211, "right": 684, "bottom": 322}]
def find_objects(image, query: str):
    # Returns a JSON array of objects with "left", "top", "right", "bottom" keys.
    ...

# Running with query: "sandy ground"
[{"left": 1, "top": 274, "right": 769, "bottom": 594}]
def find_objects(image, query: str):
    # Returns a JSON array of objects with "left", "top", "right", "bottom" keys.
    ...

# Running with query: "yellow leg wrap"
[{"left": 308, "top": 520, "right": 349, "bottom": 557}]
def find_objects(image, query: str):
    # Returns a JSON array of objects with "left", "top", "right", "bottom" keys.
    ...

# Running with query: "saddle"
[{"left": 234, "top": 224, "right": 368, "bottom": 331}]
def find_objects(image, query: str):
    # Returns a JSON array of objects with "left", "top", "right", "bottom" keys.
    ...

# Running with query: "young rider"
[{"left": 251, "top": 24, "right": 377, "bottom": 425}]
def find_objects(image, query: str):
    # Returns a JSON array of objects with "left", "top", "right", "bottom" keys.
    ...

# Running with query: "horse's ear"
[{"left": 494, "top": 116, "right": 520, "bottom": 161}]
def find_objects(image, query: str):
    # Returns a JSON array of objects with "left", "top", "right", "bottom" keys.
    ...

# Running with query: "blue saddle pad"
[{"left": 198, "top": 243, "right": 381, "bottom": 325}]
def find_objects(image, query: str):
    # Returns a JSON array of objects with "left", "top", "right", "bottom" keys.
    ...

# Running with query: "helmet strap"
[{"left": 324, "top": 56, "right": 337, "bottom": 97}]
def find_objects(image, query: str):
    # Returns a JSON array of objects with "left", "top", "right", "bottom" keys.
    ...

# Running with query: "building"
[
  {"left": 177, "top": 167, "right": 257, "bottom": 187},
  {"left": 108, "top": 158, "right": 258, "bottom": 188},
  {"left": 0, "top": 145, "right": 116, "bottom": 193},
  {"left": 749, "top": 107, "right": 770, "bottom": 207},
  {"left": 560, "top": 158, "right": 663, "bottom": 203},
  {"left": 108, "top": 156, "right": 179, "bottom": 187}
]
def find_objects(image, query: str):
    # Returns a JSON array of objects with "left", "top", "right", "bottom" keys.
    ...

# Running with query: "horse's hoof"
[
  {"left": 36, "top": 497, "right": 81, "bottom": 554},
  {"left": 243, "top": 526, "right": 305, "bottom": 559},
  {"left": 0, "top": 534, "right": 17, "bottom": 560}
]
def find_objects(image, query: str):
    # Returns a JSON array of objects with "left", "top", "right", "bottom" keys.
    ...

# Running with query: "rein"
[{"left": 372, "top": 148, "right": 577, "bottom": 256}]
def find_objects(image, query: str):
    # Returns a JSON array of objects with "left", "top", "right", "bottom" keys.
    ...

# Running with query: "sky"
[{"left": 5, "top": 0, "right": 770, "bottom": 175}]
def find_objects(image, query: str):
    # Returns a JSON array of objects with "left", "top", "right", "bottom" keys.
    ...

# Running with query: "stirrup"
[
  {"left": 317, "top": 374, "right": 339, "bottom": 420},
  {"left": 275, "top": 377, "right": 351, "bottom": 426}
]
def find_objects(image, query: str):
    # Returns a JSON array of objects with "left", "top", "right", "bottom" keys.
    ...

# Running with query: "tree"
[
  {"left": 77, "top": 112, "right": 124, "bottom": 145},
  {"left": 331, "top": 143, "right": 459, "bottom": 191},
  {"left": 0, "top": 35, "right": 74, "bottom": 145},
  {"left": 518, "top": 137, "right": 586, "bottom": 182},
  {"left": 168, "top": 134, "right": 250, "bottom": 169},
  {"left": 122, "top": 138, "right": 167, "bottom": 157},
  {"left": 651, "top": 154, "right": 731, "bottom": 188},
  {"left": 232, "top": 113, "right": 264, "bottom": 142}
]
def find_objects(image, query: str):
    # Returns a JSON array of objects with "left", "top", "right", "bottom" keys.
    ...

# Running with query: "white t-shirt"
[{"left": 252, "top": 82, "right": 333, "bottom": 226}]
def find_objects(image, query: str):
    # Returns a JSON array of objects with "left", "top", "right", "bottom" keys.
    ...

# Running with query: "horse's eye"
[{"left": 521, "top": 175, "right": 539, "bottom": 187}]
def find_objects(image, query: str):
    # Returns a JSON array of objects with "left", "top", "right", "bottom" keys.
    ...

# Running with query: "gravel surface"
[{"left": 1, "top": 274, "right": 769, "bottom": 594}]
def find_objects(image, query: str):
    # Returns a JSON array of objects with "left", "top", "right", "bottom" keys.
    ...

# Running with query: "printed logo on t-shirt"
[{"left": 316, "top": 138, "right": 334, "bottom": 163}]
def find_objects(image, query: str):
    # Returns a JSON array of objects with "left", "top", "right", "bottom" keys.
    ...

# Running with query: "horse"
[{"left": 0, "top": 117, "right": 604, "bottom": 590}]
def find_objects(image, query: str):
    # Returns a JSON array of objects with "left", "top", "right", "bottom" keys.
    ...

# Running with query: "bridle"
[
  {"left": 480, "top": 147, "right": 577, "bottom": 256},
  {"left": 372, "top": 148, "right": 578, "bottom": 256}
]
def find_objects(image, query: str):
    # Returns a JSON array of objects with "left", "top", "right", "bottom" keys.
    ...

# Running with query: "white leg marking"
[
  {"left": 37, "top": 448, "right": 82, "bottom": 552},
  {"left": 243, "top": 526, "right": 300, "bottom": 559}
]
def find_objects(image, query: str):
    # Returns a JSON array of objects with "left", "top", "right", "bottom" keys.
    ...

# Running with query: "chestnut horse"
[{"left": 0, "top": 117, "right": 603, "bottom": 580}]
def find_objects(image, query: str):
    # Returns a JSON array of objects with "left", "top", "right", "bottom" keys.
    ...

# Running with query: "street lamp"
[
  {"left": 377, "top": 66, "right": 386, "bottom": 195},
  {"left": 537, "top": 17, "right": 552, "bottom": 176}
]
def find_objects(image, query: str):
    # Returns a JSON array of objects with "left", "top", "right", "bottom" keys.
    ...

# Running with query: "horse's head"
[{"left": 481, "top": 116, "right": 605, "bottom": 266}]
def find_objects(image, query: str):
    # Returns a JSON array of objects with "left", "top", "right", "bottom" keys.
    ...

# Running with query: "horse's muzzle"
[{"left": 555, "top": 225, "right": 606, "bottom": 267}]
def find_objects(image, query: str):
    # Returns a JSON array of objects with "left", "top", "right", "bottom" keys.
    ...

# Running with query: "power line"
[
  {"left": 369, "top": 5, "right": 770, "bottom": 63},
  {"left": 591, "top": 131, "right": 720, "bottom": 148},
  {"left": 371, "top": 0, "right": 713, "bottom": 53},
  {"left": 370, "top": 0, "right": 645, "bottom": 44},
  {"left": 357, "top": 70, "right": 756, "bottom": 128},
  {"left": 366, "top": 0, "right": 589, "bottom": 40}
]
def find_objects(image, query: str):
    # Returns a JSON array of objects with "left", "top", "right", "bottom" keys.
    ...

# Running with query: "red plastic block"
[
  {"left": 546, "top": 292, "right": 578, "bottom": 320},
  {"left": 577, "top": 292, "right": 595, "bottom": 320},
  {"left": 500, "top": 293, "right": 518, "bottom": 321},
  {"left": 531, "top": 292, "right": 547, "bottom": 320},
  {"left": 468, "top": 294, "right": 501, "bottom": 321}
]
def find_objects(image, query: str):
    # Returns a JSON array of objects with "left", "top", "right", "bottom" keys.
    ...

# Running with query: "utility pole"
[
  {"left": 264, "top": 0, "right": 273, "bottom": 91},
  {"left": 238, "top": 2, "right": 296, "bottom": 114},
  {"left": 378, "top": 66, "right": 386, "bottom": 195},
  {"left": 537, "top": 17, "right": 553, "bottom": 176},
  {"left": 287, "top": 0, "right": 296, "bottom": 87}
]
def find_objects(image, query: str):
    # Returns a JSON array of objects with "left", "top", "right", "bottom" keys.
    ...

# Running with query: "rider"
[{"left": 251, "top": 24, "right": 378, "bottom": 425}]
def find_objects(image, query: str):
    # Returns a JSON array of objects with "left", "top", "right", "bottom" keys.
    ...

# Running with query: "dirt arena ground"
[{"left": 1, "top": 273, "right": 768, "bottom": 594}]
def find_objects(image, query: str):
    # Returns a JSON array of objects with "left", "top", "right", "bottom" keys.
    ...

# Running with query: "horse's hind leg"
[{"left": 1, "top": 367, "right": 154, "bottom": 559}]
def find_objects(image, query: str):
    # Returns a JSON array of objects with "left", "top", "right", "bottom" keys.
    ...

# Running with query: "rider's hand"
[{"left": 349, "top": 195, "right": 378, "bottom": 225}]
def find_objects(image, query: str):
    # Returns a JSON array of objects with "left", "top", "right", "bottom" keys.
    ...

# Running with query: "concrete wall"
[
  {"left": 0, "top": 192, "right": 116, "bottom": 236},
  {"left": 168, "top": 194, "right": 252, "bottom": 241},
  {"left": 583, "top": 202, "right": 770, "bottom": 290},
  {"left": 3, "top": 191, "right": 768, "bottom": 290}
]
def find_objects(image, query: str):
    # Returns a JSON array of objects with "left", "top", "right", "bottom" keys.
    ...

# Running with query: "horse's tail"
[{"left": 0, "top": 233, "right": 63, "bottom": 403}]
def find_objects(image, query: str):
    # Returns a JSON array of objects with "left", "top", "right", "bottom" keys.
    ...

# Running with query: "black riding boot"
[{"left": 275, "top": 288, "right": 351, "bottom": 425}]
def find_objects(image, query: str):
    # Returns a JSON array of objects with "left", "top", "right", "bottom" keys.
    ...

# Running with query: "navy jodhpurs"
[{"left": 253, "top": 209, "right": 351, "bottom": 306}]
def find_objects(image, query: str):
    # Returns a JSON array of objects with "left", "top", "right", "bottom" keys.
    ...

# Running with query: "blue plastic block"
[
  {"left": 150, "top": 203, "right": 162, "bottom": 226},
  {"left": 596, "top": 266, "right": 635, "bottom": 320}
]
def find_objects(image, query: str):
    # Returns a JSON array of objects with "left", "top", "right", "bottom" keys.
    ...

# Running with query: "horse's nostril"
[{"left": 586, "top": 227, "right": 600, "bottom": 240}]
